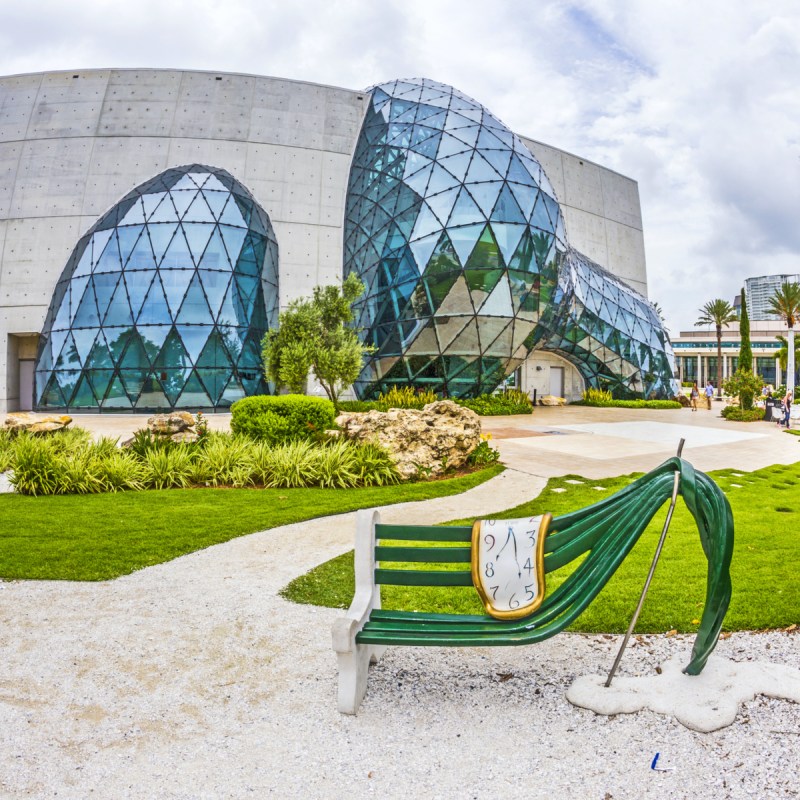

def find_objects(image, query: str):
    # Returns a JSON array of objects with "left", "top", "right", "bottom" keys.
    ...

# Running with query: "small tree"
[
  {"left": 738, "top": 287, "right": 753, "bottom": 374},
  {"left": 722, "top": 369, "right": 763, "bottom": 411},
  {"left": 261, "top": 274, "right": 373, "bottom": 410},
  {"left": 696, "top": 298, "right": 737, "bottom": 397},
  {"left": 767, "top": 281, "right": 800, "bottom": 395}
]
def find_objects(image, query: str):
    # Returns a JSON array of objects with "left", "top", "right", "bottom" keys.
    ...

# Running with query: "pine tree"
[{"left": 738, "top": 287, "right": 752, "bottom": 373}]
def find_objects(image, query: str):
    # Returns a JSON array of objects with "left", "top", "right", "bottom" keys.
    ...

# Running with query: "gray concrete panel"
[
  {"left": 604, "top": 220, "right": 648, "bottom": 286},
  {"left": 166, "top": 137, "right": 248, "bottom": 185},
  {"left": 25, "top": 71, "right": 110, "bottom": 139},
  {"left": 8, "top": 137, "right": 93, "bottom": 218},
  {"left": 561, "top": 207, "right": 609, "bottom": 267},
  {"left": 0, "top": 73, "right": 41, "bottom": 142},
  {"left": 0, "top": 142, "right": 22, "bottom": 217},
  {"left": 600, "top": 169, "right": 643, "bottom": 229},
  {"left": 561, "top": 152, "right": 605, "bottom": 217}
]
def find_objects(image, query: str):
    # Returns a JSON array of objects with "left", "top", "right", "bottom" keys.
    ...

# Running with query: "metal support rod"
[{"left": 605, "top": 438, "right": 685, "bottom": 687}]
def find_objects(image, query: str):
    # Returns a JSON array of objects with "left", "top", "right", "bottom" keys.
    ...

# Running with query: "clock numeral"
[
  {"left": 484, "top": 562, "right": 494, "bottom": 578},
  {"left": 523, "top": 558, "right": 533, "bottom": 575},
  {"left": 484, "top": 534, "right": 495, "bottom": 551},
  {"left": 509, "top": 594, "right": 520, "bottom": 609},
  {"left": 524, "top": 584, "right": 536, "bottom": 601},
  {"left": 527, "top": 529, "right": 537, "bottom": 545},
  {"left": 489, "top": 585, "right": 499, "bottom": 600}
]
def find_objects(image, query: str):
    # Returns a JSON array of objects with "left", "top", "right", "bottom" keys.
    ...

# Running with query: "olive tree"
[{"left": 261, "top": 274, "right": 373, "bottom": 410}]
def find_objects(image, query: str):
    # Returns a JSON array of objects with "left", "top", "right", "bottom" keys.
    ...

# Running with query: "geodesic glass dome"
[
  {"left": 34, "top": 164, "right": 278, "bottom": 411},
  {"left": 344, "top": 78, "right": 677, "bottom": 399}
]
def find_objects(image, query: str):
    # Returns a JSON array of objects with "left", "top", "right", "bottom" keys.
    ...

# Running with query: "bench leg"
[
  {"left": 369, "top": 645, "right": 386, "bottom": 665},
  {"left": 337, "top": 643, "right": 377, "bottom": 714}
]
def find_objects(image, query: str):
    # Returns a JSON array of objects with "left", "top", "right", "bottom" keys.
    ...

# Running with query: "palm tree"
[
  {"left": 768, "top": 282, "right": 800, "bottom": 394},
  {"left": 775, "top": 334, "right": 800, "bottom": 382},
  {"left": 696, "top": 299, "right": 738, "bottom": 398}
]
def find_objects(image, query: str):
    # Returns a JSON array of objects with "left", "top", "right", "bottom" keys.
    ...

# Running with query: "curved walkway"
[{"left": 0, "top": 408, "right": 798, "bottom": 798}]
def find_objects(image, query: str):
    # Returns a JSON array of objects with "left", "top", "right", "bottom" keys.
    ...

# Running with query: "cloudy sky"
[{"left": 1, "top": 0, "right": 798, "bottom": 333}]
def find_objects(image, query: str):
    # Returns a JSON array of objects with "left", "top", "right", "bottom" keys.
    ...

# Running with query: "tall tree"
[
  {"left": 736, "top": 289, "right": 755, "bottom": 410},
  {"left": 767, "top": 282, "right": 800, "bottom": 395},
  {"left": 261, "top": 274, "right": 373, "bottom": 411},
  {"left": 775, "top": 334, "right": 800, "bottom": 378},
  {"left": 696, "top": 298, "right": 737, "bottom": 398}
]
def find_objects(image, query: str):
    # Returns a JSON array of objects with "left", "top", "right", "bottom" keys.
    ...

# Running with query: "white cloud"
[{"left": 0, "top": 0, "right": 797, "bottom": 333}]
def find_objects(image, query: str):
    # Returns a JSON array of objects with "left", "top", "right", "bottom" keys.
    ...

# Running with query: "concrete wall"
[
  {"left": 0, "top": 68, "right": 647, "bottom": 412},
  {"left": 522, "top": 137, "right": 648, "bottom": 297}
]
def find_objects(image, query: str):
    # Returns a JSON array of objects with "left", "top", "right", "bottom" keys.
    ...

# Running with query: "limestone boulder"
[
  {"left": 147, "top": 412, "right": 196, "bottom": 435},
  {"left": 540, "top": 395, "right": 566, "bottom": 406},
  {"left": 3, "top": 413, "right": 72, "bottom": 433},
  {"left": 335, "top": 399, "right": 482, "bottom": 479}
]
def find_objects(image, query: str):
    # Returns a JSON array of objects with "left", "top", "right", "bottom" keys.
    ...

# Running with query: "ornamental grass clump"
[
  {"left": 197, "top": 433, "right": 256, "bottom": 487},
  {"left": 140, "top": 445, "right": 195, "bottom": 490},
  {"left": 375, "top": 385, "right": 437, "bottom": 410}
]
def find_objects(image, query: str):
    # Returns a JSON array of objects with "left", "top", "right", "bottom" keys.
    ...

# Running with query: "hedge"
[{"left": 230, "top": 395, "right": 335, "bottom": 443}]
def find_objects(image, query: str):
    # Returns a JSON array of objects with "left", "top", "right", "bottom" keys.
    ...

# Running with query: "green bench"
[{"left": 332, "top": 456, "right": 734, "bottom": 714}]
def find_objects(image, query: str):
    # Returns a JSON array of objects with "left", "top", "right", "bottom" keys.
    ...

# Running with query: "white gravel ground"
[{"left": 1, "top": 468, "right": 798, "bottom": 799}]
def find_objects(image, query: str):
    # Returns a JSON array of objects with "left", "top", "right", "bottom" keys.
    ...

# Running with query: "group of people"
[
  {"left": 689, "top": 381, "right": 715, "bottom": 412},
  {"left": 764, "top": 386, "right": 794, "bottom": 429},
  {"left": 689, "top": 381, "right": 793, "bottom": 427}
]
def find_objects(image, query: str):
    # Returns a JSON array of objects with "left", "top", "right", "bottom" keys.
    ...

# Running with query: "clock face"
[{"left": 472, "top": 514, "right": 550, "bottom": 620}]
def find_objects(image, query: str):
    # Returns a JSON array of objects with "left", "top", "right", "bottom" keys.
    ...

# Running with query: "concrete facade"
[{"left": 0, "top": 68, "right": 649, "bottom": 411}]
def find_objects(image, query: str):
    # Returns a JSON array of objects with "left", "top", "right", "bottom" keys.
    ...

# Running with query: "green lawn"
[
  {"left": 282, "top": 462, "right": 800, "bottom": 633},
  {"left": 0, "top": 464, "right": 503, "bottom": 581}
]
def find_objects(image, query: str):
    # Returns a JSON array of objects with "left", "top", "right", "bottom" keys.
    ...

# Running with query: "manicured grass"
[
  {"left": 0, "top": 464, "right": 503, "bottom": 581},
  {"left": 282, "top": 462, "right": 800, "bottom": 633}
]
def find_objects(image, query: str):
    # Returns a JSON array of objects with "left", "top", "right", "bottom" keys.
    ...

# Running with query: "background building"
[
  {"left": 744, "top": 274, "right": 800, "bottom": 321},
  {"left": 1, "top": 68, "right": 655, "bottom": 412}
]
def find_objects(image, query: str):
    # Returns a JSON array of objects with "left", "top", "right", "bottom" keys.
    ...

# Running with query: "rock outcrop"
[
  {"left": 3, "top": 412, "right": 72, "bottom": 434},
  {"left": 539, "top": 395, "right": 566, "bottom": 406},
  {"left": 335, "top": 400, "right": 481, "bottom": 479}
]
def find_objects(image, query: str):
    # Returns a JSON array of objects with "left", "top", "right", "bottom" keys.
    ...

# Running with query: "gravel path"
[{"left": 1, "top": 467, "right": 798, "bottom": 799}]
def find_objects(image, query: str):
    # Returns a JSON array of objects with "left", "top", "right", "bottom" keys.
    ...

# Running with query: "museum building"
[{"left": 0, "top": 69, "right": 676, "bottom": 413}]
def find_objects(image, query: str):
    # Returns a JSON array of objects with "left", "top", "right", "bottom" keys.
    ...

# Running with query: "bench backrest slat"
[
  {"left": 374, "top": 568, "right": 474, "bottom": 587},
  {"left": 375, "top": 546, "right": 472, "bottom": 563},
  {"left": 375, "top": 524, "right": 472, "bottom": 543}
]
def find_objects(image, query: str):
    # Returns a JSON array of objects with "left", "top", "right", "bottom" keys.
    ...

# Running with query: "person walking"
[
  {"left": 705, "top": 381, "right": 714, "bottom": 410},
  {"left": 783, "top": 389, "right": 793, "bottom": 429},
  {"left": 690, "top": 381, "right": 700, "bottom": 411}
]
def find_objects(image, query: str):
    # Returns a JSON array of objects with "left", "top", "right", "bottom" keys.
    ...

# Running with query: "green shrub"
[
  {"left": 11, "top": 436, "right": 65, "bottom": 495},
  {"left": 583, "top": 387, "right": 614, "bottom": 405},
  {"left": 457, "top": 392, "right": 533, "bottom": 416},
  {"left": 720, "top": 406, "right": 765, "bottom": 422},
  {"left": 578, "top": 396, "right": 682, "bottom": 409},
  {"left": 259, "top": 439, "right": 321, "bottom": 487},
  {"left": 467, "top": 438, "right": 501, "bottom": 466},
  {"left": 0, "top": 429, "right": 15, "bottom": 472},
  {"left": 197, "top": 434, "right": 255, "bottom": 487},
  {"left": 337, "top": 400, "right": 381, "bottom": 413},
  {"left": 93, "top": 450, "right": 146, "bottom": 492},
  {"left": 141, "top": 446, "right": 195, "bottom": 490},
  {"left": 348, "top": 442, "right": 400, "bottom": 487},
  {"left": 376, "top": 385, "right": 437, "bottom": 410},
  {"left": 230, "top": 395, "right": 335, "bottom": 443}
]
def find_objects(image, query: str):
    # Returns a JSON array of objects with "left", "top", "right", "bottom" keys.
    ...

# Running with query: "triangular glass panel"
[
  {"left": 89, "top": 229, "right": 115, "bottom": 269},
  {"left": 465, "top": 152, "right": 502, "bottom": 184},
  {"left": 72, "top": 282, "right": 101, "bottom": 328},
  {"left": 160, "top": 226, "right": 193, "bottom": 270},
  {"left": 146, "top": 223, "right": 179, "bottom": 262},
  {"left": 434, "top": 274, "right": 475, "bottom": 317},
  {"left": 198, "top": 269, "right": 231, "bottom": 319},
  {"left": 404, "top": 162, "right": 433, "bottom": 196},
  {"left": 180, "top": 222, "right": 214, "bottom": 264},
  {"left": 72, "top": 247, "right": 93, "bottom": 279},
  {"left": 219, "top": 196, "right": 246, "bottom": 228},
  {"left": 70, "top": 374, "right": 98, "bottom": 408},
  {"left": 425, "top": 186, "right": 460, "bottom": 227},
  {"left": 197, "top": 226, "right": 231, "bottom": 271},
  {"left": 448, "top": 223, "right": 485, "bottom": 266},
  {"left": 71, "top": 328, "right": 98, "bottom": 366},
  {"left": 477, "top": 277, "right": 515, "bottom": 317},
  {"left": 120, "top": 197, "right": 147, "bottom": 226},
  {"left": 85, "top": 369, "right": 113, "bottom": 403},
  {"left": 492, "top": 223, "right": 527, "bottom": 267},
  {"left": 465, "top": 225, "right": 502, "bottom": 271},
  {"left": 152, "top": 327, "right": 191, "bottom": 371},
  {"left": 183, "top": 194, "right": 216, "bottom": 224},
  {"left": 506, "top": 154, "right": 535, "bottom": 185},
  {"left": 137, "top": 275, "right": 173, "bottom": 326},
  {"left": 119, "top": 330, "right": 151, "bottom": 370},
  {"left": 491, "top": 184, "right": 526, "bottom": 224},
  {"left": 141, "top": 192, "right": 168, "bottom": 220},
  {"left": 119, "top": 367, "right": 148, "bottom": 402},
  {"left": 432, "top": 133, "right": 467, "bottom": 162},
  {"left": 171, "top": 174, "right": 201, "bottom": 192},
  {"left": 437, "top": 150, "right": 472, "bottom": 181},
  {"left": 202, "top": 175, "right": 228, "bottom": 192},
  {"left": 446, "top": 188, "right": 484, "bottom": 228},
  {"left": 434, "top": 316, "right": 471, "bottom": 351},
  {"left": 174, "top": 369, "right": 213, "bottom": 408},
  {"left": 174, "top": 324, "right": 209, "bottom": 364},
  {"left": 449, "top": 124, "right": 480, "bottom": 150},
  {"left": 466, "top": 181, "right": 503, "bottom": 218},
  {"left": 122, "top": 271, "right": 153, "bottom": 321},
  {"left": 170, "top": 190, "right": 196, "bottom": 219},
  {"left": 219, "top": 376, "right": 246, "bottom": 406},
  {"left": 39, "top": 374, "right": 66, "bottom": 408},
  {"left": 148, "top": 193, "right": 179, "bottom": 223},
  {"left": 196, "top": 330, "right": 232, "bottom": 369},
  {"left": 138, "top": 324, "right": 172, "bottom": 362},
  {"left": 219, "top": 225, "right": 248, "bottom": 265},
  {"left": 101, "top": 375, "right": 133, "bottom": 409},
  {"left": 203, "top": 191, "right": 228, "bottom": 220},
  {"left": 93, "top": 232, "right": 123, "bottom": 274},
  {"left": 92, "top": 273, "right": 120, "bottom": 319},
  {"left": 509, "top": 182, "right": 538, "bottom": 222},
  {"left": 410, "top": 204, "right": 442, "bottom": 242},
  {"left": 481, "top": 148, "right": 512, "bottom": 179},
  {"left": 138, "top": 384, "right": 172, "bottom": 410}
]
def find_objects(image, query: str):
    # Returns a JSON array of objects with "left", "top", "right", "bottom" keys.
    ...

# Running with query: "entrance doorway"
[
  {"left": 549, "top": 366, "right": 564, "bottom": 398},
  {"left": 19, "top": 360, "right": 34, "bottom": 411}
]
